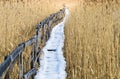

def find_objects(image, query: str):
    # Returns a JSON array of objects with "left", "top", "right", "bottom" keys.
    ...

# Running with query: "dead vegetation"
[
  {"left": 0, "top": 0, "right": 120, "bottom": 79},
  {"left": 65, "top": 0, "right": 120, "bottom": 79}
]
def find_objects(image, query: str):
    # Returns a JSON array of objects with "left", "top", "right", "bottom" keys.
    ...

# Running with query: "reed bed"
[
  {"left": 65, "top": 0, "right": 120, "bottom": 79},
  {"left": 0, "top": 0, "right": 120, "bottom": 79}
]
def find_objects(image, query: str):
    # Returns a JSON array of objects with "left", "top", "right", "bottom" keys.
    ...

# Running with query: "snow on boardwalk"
[{"left": 34, "top": 8, "right": 69, "bottom": 79}]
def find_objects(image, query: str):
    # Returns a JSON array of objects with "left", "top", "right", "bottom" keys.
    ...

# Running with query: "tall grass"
[
  {"left": 0, "top": 0, "right": 120, "bottom": 79},
  {"left": 65, "top": 0, "right": 120, "bottom": 79},
  {"left": 0, "top": 0, "right": 65, "bottom": 63},
  {"left": 0, "top": 1, "right": 66, "bottom": 78},
  {"left": 0, "top": 0, "right": 75, "bottom": 78}
]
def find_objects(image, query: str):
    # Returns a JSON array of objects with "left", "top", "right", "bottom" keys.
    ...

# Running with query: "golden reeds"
[
  {"left": 0, "top": 0, "right": 120, "bottom": 79},
  {"left": 65, "top": 1, "right": 120, "bottom": 79}
]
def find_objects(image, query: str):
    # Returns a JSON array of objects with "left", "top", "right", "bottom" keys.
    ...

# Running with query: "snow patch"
[{"left": 34, "top": 8, "right": 69, "bottom": 79}]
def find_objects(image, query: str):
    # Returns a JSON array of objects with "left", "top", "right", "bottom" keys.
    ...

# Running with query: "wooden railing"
[{"left": 0, "top": 8, "right": 65, "bottom": 79}]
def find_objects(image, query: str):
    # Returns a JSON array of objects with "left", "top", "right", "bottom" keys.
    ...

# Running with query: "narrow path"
[{"left": 34, "top": 8, "right": 69, "bottom": 79}]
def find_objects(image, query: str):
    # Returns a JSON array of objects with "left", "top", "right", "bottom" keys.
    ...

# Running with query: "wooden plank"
[
  {"left": 10, "top": 44, "right": 24, "bottom": 61},
  {"left": 0, "top": 56, "right": 12, "bottom": 78},
  {"left": 24, "top": 68, "right": 37, "bottom": 79},
  {"left": 24, "top": 36, "right": 36, "bottom": 47},
  {"left": 5, "top": 57, "right": 19, "bottom": 79},
  {"left": 47, "top": 49, "right": 56, "bottom": 51},
  {"left": 0, "top": 45, "right": 24, "bottom": 78}
]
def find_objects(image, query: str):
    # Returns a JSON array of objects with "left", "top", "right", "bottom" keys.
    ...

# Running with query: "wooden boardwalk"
[
  {"left": 35, "top": 20, "right": 66, "bottom": 79},
  {"left": 35, "top": 8, "right": 69, "bottom": 79}
]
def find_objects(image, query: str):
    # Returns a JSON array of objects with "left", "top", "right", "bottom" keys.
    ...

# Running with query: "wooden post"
[
  {"left": 30, "top": 44, "right": 35, "bottom": 79},
  {"left": 31, "top": 44, "right": 35, "bottom": 68},
  {"left": 34, "top": 30, "right": 39, "bottom": 67},
  {"left": 38, "top": 29, "right": 41, "bottom": 45},
  {"left": 19, "top": 53, "right": 23, "bottom": 79},
  {"left": 35, "top": 28, "right": 41, "bottom": 68}
]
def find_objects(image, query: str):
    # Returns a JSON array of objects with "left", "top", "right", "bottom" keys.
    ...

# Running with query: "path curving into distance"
[{"left": 34, "top": 8, "right": 69, "bottom": 79}]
